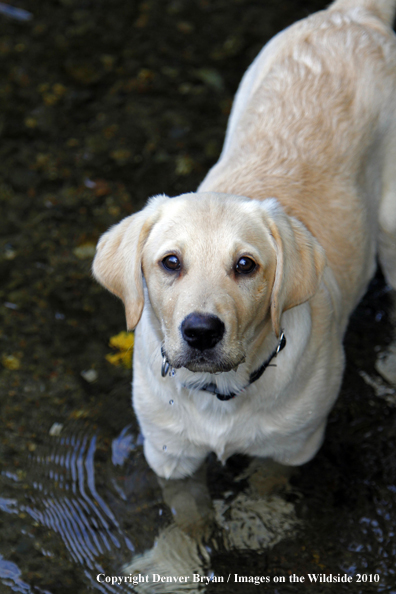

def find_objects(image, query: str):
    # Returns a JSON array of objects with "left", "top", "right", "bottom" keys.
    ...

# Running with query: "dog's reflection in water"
[{"left": 124, "top": 459, "right": 299, "bottom": 592}]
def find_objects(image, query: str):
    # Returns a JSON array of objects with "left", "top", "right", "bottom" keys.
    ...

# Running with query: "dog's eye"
[
  {"left": 162, "top": 254, "right": 181, "bottom": 272},
  {"left": 235, "top": 256, "right": 256, "bottom": 274}
]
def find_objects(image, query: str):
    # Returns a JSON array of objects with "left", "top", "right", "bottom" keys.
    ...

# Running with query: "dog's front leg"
[{"left": 144, "top": 437, "right": 207, "bottom": 480}]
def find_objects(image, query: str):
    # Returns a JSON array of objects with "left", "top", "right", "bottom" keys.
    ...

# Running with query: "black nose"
[{"left": 181, "top": 313, "right": 225, "bottom": 351}]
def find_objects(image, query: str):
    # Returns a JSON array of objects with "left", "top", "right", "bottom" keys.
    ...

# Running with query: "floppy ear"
[
  {"left": 92, "top": 195, "right": 168, "bottom": 330},
  {"left": 262, "top": 200, "right": 326, "bottom": 337}
]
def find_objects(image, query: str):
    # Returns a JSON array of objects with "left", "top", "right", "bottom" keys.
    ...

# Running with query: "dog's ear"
[
  {"left": 262, "top": 200, "right": 326, "bottom": 337},
  {"left": 92, "top": 195, "right": 168, "bottom": 330}
]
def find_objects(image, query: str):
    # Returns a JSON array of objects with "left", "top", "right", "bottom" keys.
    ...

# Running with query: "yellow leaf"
[
  {"left": 106, "top": 331, "right": 134, "bottom": 368},
  {"left": 2, "top": 354, "right": 21, "bottom": 370},
  {"left": 108, "top": 331, "right": 134, "bottom": 351}
]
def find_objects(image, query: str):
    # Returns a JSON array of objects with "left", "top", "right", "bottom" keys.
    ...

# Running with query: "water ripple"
[{"left": 1, "top": 424, "right": 142, "bottom": 593}]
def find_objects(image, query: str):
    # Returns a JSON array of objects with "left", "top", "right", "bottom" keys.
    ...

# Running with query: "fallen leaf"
[
  {"left": 2, "top": 354, "right": 21, "bottom": 370},
  {"left": 106, "top": 331, "right": 134, "bottom": 368}
]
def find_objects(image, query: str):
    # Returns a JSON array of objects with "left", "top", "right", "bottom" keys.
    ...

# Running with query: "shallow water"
[{"left": 1, "top": 0, "right": 396, "bottom": 592}]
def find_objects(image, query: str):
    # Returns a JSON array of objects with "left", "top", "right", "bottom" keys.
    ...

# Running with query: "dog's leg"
[
  {"left": 144, "top": 438, "right": 207, "bottom": 480},
  {"left": 375, "top": 123, "right": 396, "bottom": 386},
  {"left": 378, "top": 120, "right": 396, "bottom": 288},
  {"left": 158, "top": 464, "right": 215, "bottom": 539},
  {"left": 378, "top": 225, "right": 396, "bottom": 288},
  {"left": 275, "top": 421, "right": 327, "bottom": 467},
  {"left": 376, "top": 118, "right": 396, "bottom": 388}
]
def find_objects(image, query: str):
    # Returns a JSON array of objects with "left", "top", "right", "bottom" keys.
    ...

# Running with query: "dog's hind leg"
[
  {"left": 378, "top": 120, "right": 396, "bottom": 289},
  {"left": 376, "top": 119, "right": 396, "bottom": 385}
]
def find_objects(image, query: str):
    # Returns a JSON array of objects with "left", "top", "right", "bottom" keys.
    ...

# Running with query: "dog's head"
[{"left": 93, "top": 192, "right": 325, "bottom": 373}]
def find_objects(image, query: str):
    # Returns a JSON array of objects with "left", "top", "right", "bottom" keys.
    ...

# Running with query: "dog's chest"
[{"left": 178, "top": 391, "right": 279, "bottom": 461}]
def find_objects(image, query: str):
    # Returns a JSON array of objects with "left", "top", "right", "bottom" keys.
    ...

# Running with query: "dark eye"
[
  {"left": 162, "top": 254, "right": 181, "bottom": 272},
  {"left": 235, "top": 256, "right": 256, "bottom": 275}
]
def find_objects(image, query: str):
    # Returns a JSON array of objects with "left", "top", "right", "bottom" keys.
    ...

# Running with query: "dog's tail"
[{"left": 329, "top": 0, "right": 396, "bottom": 26}]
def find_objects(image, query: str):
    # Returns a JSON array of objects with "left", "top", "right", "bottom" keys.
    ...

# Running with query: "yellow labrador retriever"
[{"left": 93, "top": 0, "right": 396, "bottom": 479}]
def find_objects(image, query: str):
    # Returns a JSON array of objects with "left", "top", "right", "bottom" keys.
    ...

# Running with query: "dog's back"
[
  {"left": 200, "top": 0, "right": 396, "bottom": 330},
  {"left": 331, "top": 0, "right": 396, "bottom": 24}
]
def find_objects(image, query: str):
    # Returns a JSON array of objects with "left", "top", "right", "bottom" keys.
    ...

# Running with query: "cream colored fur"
[{"left": 93, "top": 0, "right": 396, "bottom": 479}]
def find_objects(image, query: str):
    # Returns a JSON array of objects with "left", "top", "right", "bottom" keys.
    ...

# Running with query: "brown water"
[{"left": 1, "top": 0, "right": 396, "bottom": 592}]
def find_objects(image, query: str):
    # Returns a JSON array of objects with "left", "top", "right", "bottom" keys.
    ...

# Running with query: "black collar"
[{"left": 161, "top": 331, "right": 286, "bottom": 402}]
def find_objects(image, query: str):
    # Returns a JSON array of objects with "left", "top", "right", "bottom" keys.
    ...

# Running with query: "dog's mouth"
[{"left": 166, "top": 348, "right": 245, "bottom": 374}]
